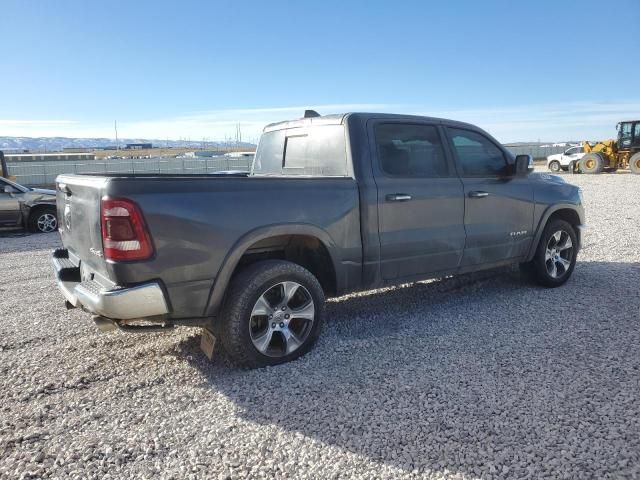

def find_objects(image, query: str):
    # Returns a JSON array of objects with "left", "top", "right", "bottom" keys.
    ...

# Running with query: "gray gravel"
[{"left": 1, "top": 172, "right": 639, "bottom": 479}]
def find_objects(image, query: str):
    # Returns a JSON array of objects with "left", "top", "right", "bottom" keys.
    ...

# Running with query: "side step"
[
  {"left": 52, "top": 248, "right": 80, "bottom": 282},
  {"left": 92, "top": 316, "right": 207, "bottom": 333},
  {"left": 92, "top": 315, "right": 175, "bottom": 333}
]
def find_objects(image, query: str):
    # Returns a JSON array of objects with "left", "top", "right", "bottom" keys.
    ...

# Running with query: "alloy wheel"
[
  {"left": 545, "top": 230, "right": 573, "bottom": 278},
  {"left": 37, "top": 213, "right": 57, "bottom": 233},
  {"left": 249, "top": 281, "right": 315, "bottom": 357}
]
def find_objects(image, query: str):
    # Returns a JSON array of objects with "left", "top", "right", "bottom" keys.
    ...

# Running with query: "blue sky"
[{"left": 2, "top": 0, "right": 639, "bottom": 142}]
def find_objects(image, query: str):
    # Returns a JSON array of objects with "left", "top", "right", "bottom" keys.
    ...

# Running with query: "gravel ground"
[{"left": 1, "top": 173, "right": 639, "bottom": 480}]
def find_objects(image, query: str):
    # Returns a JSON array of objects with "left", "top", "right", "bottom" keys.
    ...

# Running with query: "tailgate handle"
[{"left": 58, "top": 183, "right": 72, "bottom": 196}]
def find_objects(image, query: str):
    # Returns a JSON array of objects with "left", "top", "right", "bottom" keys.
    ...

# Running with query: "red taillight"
[{"left": 100, "top": 198, "right": 154, "bottom": 261}]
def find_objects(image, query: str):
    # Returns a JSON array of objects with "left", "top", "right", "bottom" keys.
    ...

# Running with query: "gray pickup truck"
[{"left": 52, "top": 112, "right": 584, "bottom": 367}]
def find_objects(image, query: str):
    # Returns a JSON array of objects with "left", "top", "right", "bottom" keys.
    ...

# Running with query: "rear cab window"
[{"left": 252, "top": 125, "right": 349, "bottom": 177}]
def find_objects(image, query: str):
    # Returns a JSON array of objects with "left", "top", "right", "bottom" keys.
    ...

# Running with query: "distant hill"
[
  {"left": 0, "top": 136, "right": 255, "bottom": 152},
  {"left": 503, "top": 141, "right": 583, "bottom": 147}
]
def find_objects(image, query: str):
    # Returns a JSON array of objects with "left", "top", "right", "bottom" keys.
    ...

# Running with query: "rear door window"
[{"left": 374, "top": 123, "right": 449, "bottom": 177}]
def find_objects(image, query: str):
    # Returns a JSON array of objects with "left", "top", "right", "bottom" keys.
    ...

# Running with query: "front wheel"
[
  {"left": 548, "top": 160, "right": 561, "bottom": 173},
  {"left": 580, "top": 153, "right": 605, "bottom": 174},
  {"left": 520, "top": 219, "right": 578, "bottom": 287},
  {"left": 218, "top": 260, "right": 325, "bottom": 368},
  {"left": 28, "top": 207, "right": 58, "bottom": 233}
]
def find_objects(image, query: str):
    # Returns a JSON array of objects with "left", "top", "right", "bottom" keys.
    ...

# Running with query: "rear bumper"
[{"left": 52, "top": 249, "right": 169, "bottom": 320}]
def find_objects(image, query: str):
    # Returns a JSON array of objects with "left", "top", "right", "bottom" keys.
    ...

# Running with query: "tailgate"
[{"left": 56, "top": 174, "right": 110, "bottom": 278}]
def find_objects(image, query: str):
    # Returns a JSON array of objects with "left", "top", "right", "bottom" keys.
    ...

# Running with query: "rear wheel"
[
  {"left": 629, "top": 152, "right": 640, "bottom": 174},
  {"left": 218, "top": 260, "right": 325, "bottom": 368},
  {"left": 548, "top": 160, "right": 561, "bottom": 173},
  {"left": 28, "top": 206, "right": 58, "bottom": 233},
  {"left": 580, "top": 153, "right": 605, "bottom": 174},
  {"left": 520, "top": 219, "right": 577, "bottom": 287}
]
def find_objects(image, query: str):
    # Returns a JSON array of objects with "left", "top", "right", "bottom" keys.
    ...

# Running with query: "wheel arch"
[
  {"left": 27, "top": 202, "right": 57, "bottom": 213},
  {"left": 526, "top": 205, "right": 584, "bottom": 261},
  {"left": 204, "top": 224, "right": 341, "bottom": 316},
  {"left": 26, "top": 202, "right": 57, "bottom": 227}
]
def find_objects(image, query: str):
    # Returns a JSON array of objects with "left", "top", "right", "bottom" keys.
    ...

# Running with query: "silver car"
[{"left": 0, "top": 177, "right": 58, "bottom": 233}]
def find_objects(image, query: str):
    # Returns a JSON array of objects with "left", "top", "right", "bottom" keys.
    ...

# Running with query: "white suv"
[{"left": 546, "top": 146, "right": 585, "bottom": 172}]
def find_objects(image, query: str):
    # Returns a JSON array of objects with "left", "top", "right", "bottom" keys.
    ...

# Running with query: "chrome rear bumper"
[{"left": 52, "top": 249, "right": 169, "bottom": 320}]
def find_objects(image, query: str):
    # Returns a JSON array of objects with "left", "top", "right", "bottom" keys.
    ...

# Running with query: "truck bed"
[{"left": 55, "top": 174, "right": 362, "bottom": 319}]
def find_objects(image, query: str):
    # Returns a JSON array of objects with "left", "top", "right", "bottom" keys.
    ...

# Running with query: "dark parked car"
[
  {"left": 51, "top": 112, "right": 585, "bottom": 367},
  {"left": 0, "top": 177, "right": 58, "bottom": 233}
]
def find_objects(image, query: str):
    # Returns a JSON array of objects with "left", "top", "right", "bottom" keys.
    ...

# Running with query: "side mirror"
[
  {"left": 4, "top": 185, "right": 17, "bottom": 194},
  {"left": 515, "top": 154, "right": 534, "bottom": 176}
]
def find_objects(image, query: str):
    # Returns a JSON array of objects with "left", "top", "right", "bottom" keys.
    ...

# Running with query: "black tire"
[
  {"left": 580, "top": 153, "right": 605, "bottom": 174},
  {"left": 629, "top": 152, "right": 640, "bottom": 174},
  {"left": 520, "top": 219, "right": 578, "bottom": 287},
  {"left": 27, "top": 206, "right": 58, "bottom": 233},
  {"left": 568, "top": 160, "right": 579, "bottom": 174},
  {"left": 548, "top": 160, "right": 561, "bottom": 173},
  {"left": 218, "top": 260, "right": 325, "bottom": 368}
]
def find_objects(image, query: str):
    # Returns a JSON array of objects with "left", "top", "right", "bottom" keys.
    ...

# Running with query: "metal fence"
[
  {"left": 505, "top": 145, "right": 572, "bottom": 160},
  {"left": 7, "top": 156, "right": 254, "bottom": 187},
  {"left": 8, "top": 145, "right": 574, "bottom": 187}
]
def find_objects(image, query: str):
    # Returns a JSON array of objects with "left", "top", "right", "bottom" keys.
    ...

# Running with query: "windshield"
[
  {"left": 618, "top": 122, "right": 633, "bottom": 147},
  {"left": 0, "top": 177, "right": 29, "bottom": 192}
]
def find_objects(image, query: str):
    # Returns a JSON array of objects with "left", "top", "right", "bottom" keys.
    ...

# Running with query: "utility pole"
[
  {"left": 114, "top": 120, "right": 119, "bottom": 150},
  {"left": 235, "top": 123, "right": 242, "bottom": 150}
]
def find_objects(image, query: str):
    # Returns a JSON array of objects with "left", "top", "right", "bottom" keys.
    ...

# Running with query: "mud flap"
[{"left": 200, "top": 328, "right": 217, "bottom": 360}]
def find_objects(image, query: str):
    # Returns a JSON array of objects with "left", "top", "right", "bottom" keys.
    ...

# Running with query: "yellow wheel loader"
[
  {"left": 580, "top": 120, "right": 640, "bottom": 174},
  {"left": 0, "top": 151, "right": 17, "bottom": 181}
]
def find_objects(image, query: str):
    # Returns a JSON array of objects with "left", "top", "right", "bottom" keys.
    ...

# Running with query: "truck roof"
[{"left": 263, "top": 112, "right": 479, "bottom": 133}]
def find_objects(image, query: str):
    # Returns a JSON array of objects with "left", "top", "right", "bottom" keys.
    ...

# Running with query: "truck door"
[
  {"left": 0, "top": 179, "right": 22, "bottom": 226},
  {"left": 445, "top": 127, "right": 534, "bottom": 266},
  {"left": 370, "top": 121, "right": 466, "bottom": 281}
]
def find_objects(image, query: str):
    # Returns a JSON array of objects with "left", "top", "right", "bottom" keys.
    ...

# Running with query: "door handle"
[
  {"left": 386, "top": 193, "right": 412, "bottom": 202},
  {"left": 468, "top": 191, "right": 489, "bottom": 198}
]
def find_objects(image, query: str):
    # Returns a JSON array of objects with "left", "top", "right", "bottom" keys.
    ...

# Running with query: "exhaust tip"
[{"left": 92, "top": 315, "right": 118, "bottom": 332}]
